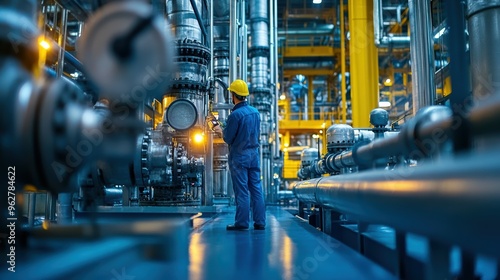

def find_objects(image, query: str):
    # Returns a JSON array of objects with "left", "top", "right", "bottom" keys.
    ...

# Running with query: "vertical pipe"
[
  {"left": 209, "top": 0, "right": 214, "bottom": 81},
  {"left": 308, "top": 76, "right": 314, "bottom": 121},
  {"left": 57, "top": 192, "right": 73, "bottom": 224},
  {"left": 463, "top": 1, "right": 500, "bottom": 151},
  {"left": 468, "top": 1, "right": 500, "bottom": 100},
  {"left": 340, "top": 0, "right": 347, "bottom": 124},
  {"left": 27, "top": 192, "right": 36, "bottom": 227},
  {"left": 230, "top": 0, "right": 238, "bottom": 81},
  {"left": 272, "top": 0, "right": 280, "bottom": 159},
  {"left": 45, "top": 192, "right": 56, "bottom": 222},
  {"left": 56, "top": 7, "right": 68, "bottom": 77},
  {"left": 130, "top": 186, "right": 139, "bottom": 206},
  {"left": 204, "top": 132, "right": 214, "bottom": 205},
  {"left": 204, "top": 0, "right": 215, "bottom": 206},
  {"left": 373, "top": 0, "right": 383, "bottom": 45},
  {"left": 409, "top": 0, "right": 436, "bottom": 115},
  {"left": 348, "top": 0, "right": 379, "bottom": 128},
  {"left": 240, "top": 0, "right": 247, "bottom": 81}
]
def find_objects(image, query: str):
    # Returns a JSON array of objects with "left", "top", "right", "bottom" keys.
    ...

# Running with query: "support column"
[
  {"left": 308, "top": 76, "right": 314, "bottom": 121},
  {"left": 348, "top": 0, "right": 379, "bottom": 128}
]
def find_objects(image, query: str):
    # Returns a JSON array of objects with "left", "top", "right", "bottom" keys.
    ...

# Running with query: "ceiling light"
[
  {"left": 379, "top": 101, "right": 391, "bottom": 108},
  {"left": 313, "top": 0, "right": 322, "bottom": 3},
  {"left": 280, "top": 94, "right": 286, "bottom": 100},
  {"left": 434, "top": 27, "right": 446, "bottom": 39}
]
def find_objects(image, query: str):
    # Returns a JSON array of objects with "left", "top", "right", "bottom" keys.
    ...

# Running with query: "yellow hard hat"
[{"left": 227, "top": 79, "right": 249, "bottom": 96}]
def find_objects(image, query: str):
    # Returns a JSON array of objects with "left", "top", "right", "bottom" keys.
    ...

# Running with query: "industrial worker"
[{"left": 212, "top": 79, "right": 266, "bottom": 230}]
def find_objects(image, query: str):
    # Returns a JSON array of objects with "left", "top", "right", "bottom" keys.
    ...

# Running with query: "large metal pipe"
[
  {"left": 229, "top": 0, "right": 238, "bottom": 81},
  {"left": 212, "top": 0, "right": 231, "bottom": 203},
  {"left": 239, "top": 0, "right": 247, "bottom": 82},
  {"left": 250, "top": 0, "right": 273, "bottom": 203},
  {"left": 56, "top": 7, "right": 68, "bottom": 77},
  {"left": 271, "top": 0, "right": 280, "bottom": 159},
  {"left": 409, "top": 0, "right": 436, "bottom": 115},
  {"left": 167, "top": 0, "right": 203, "bottom": 41},
  {"left": 188, "top": 0, "right": 207, "bottom": 44},
  {"left": 468, "top": 1, "right": 500, "bottom": 100},
  {"left": 292, "top": 150, "right": 500, "bottom": 259},
  {"left": 321, "top": 92, "right": 500, "bottom": 173},
  {"left": 373, "top": 0, "right": 383, "bottom": 46}
]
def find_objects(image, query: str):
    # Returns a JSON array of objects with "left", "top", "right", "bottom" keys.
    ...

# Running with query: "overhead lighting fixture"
[
  {"left": 280, "top": 94, "right": 286, "bottom": 100},
  {"left": 379, "top": 101, "right": 391, "bottom": 108},
  {"left": 434, "top": 27, "right": 446, "bottom": 39},
  {"left": 313, "top": 0, "right": 322, "bottom": 3}
]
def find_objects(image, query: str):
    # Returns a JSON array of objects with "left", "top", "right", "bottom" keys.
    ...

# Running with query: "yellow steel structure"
[
  {"left": 278, "top": 0, "right": 413, "bottom": 180},
  {"left": 283, "top": 68, "right": 334, "bottom": 77},
  {"left": 282, "top": 46, "right": 337, "bottom": 57},
  {"left": 348, "top": 0, "right": 379, "bottom": 128}
]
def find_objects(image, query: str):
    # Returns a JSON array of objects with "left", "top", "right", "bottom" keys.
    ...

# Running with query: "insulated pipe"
[
  {"left": 468, "top": 0, "right": 500, "bottom": 100},
  {"left": 212, "top": 0, "right": 231, "bottom": 202},
  {"left": 291, "top": 151, "right": 500, "bottom": 259},
  {"left": 409, "top": 0, "right": 436, "bottom": 115},
  {"left": 271, "top": 0, "right": 280, "bottom": 159},
  {"left": 56, "top": 7, "right": 68, "bottom": 77},
  {"left": 167, "top": 0, "right": 203, "bottom": 41},
  {"left": 229, "top": 0, "right": 238, "bottom": 81},
  {"left": 188, "top": 0, "right": 207, "bottom": 44},
  {"left": 373, "top": 0, "right": 383, "bottom": 45},
  {"left": 250, "top": 0, "right": 273, "bottom": 203},
  {"left": 324, "top": 93, "right": 500, "bottom": 172}
]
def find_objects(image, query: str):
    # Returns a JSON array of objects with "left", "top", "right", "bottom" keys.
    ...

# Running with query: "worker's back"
[{"left": 223, "top": 101, "right": 260, "bottom": 164}]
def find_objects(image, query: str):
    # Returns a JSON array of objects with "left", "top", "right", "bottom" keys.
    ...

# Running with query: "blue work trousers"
[{"left": 229, "top": 152, "right": 266, "bottom": 227}]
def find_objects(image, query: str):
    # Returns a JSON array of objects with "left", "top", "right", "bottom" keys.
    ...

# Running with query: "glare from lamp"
[
  {"left": 194, "top": 133, "right": 204, "bottom": 143},
  {"left": 385, "top": 78, "right": 391, "bottom": 84},
  {"left": 312, "top": 134, "right": 319, "bottom": 139},
  {"left": 39, "top": 40, "right": 50, "bottom": 50},
  {"left": 280, "top": 94, "right": 286, "bottom": 100},
  {"left": 379, "top": 101, "right": 391, "bottom": 108},
  {"left": 313, "top": 0, "right": 322, "bottom": 3}
]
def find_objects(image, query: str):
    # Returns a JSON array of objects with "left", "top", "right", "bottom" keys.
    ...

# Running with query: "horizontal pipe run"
[
  {"left": 292, "top": 150, "right": 500, "bottom": 258},
  {"left": 327, "top": 96, "right": 500, "bottom": 170}
]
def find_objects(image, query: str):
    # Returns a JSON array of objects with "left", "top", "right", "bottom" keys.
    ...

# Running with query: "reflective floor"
[
  {"left": 3, "top": 207, "right": 395, "bottom": 280},
  {"left": 188, "top": 207, "right": 395, "bottom": 280}
]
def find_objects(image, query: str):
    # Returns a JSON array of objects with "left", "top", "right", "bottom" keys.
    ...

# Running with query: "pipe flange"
[
  {"left": 177, "top": 38, "right": 211, "bottom": 60},
  {"left": 170, "top": 78, "right": 207, "bottom": 90},
  {"left": 37, "top": 78, "right": 94, "bottom": 193},
  {"left": 175, "top": 56, "right": 209, "bottom": 66},
  {"left": 214, "top": 68, "right": 229, "bottom": 75},
  {"left": 251, "top": 88, "right": 272, "bottom": 95},
  {"left": 249, "top": 46, "right": 270, "bottom": 58}
]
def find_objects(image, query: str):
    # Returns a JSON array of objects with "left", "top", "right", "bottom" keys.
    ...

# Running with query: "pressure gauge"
[{"left": 78, "top": 1, "right": 175, "bottom": 102}]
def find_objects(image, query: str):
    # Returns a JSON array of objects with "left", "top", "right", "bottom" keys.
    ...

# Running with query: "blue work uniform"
[{"left": 223, "top": 101, "right": 266, "bottom": 227}]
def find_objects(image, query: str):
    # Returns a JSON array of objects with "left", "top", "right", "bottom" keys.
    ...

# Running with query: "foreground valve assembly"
[
  {"left": 78, "top": 0, "right": 209, "bottom": 208},
  {"left": 0, "top": 0, "right": 105, "bottom": 195},
  {"left": 0, "top": 0, "right": 178, "bottom": 222}
]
